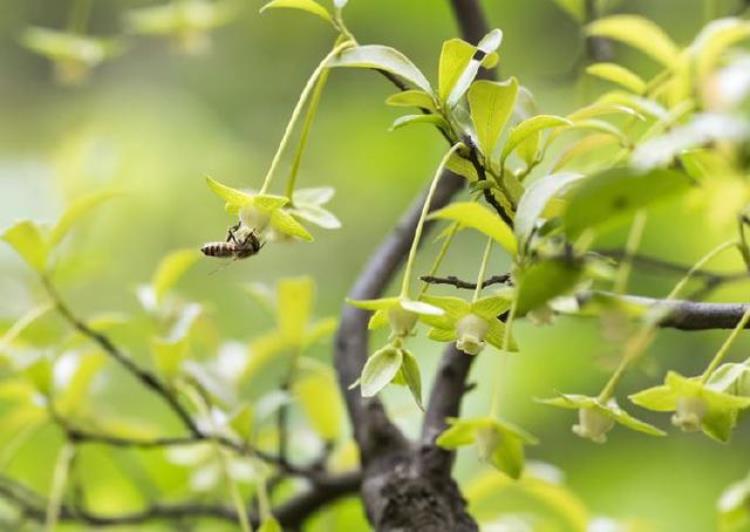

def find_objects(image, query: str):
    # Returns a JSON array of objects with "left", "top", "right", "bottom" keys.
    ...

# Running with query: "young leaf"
[
  {"left": 445, "top": 151, "right": 479, "bottom": 182},
  {"left": 258, "top": 517, "right": 282, "bottom": 532},
  {"left": 56, "top": 352, "right": 106, "bottom": 415},
  {"left": 514, "top": 172, "right": 584, "bottom": 247},
  {"left": 399, "top": 349, "right": 423, "bottom": 410},
  {"left": 277, "top": 277, "right": 313, "bottom": 345},
  {"left": 327, "top": 45, "right": 432, "bottom": 93},
  {"left": 444, "top": 29, "right": 504, "bottom": 108},
  {"left": 48, "top": 190, "right": 118, "bottom": 248},
  {"left": 385, "top": 90, "right": 437, "bottom": 112},
  {"left": 562, "top": 167, "right": 691, "bottom": 237},
  {"left": 360, "top": 346, "right": 403, "bottom": 397},
  {"left": 586, "top": 15, "right": 679, "bottom": 66},
  {"left": 2, "top": 220, "right": 48, "bottom": 272},
  {"left": 468, "top": 78, "right": 519, "bottom": 158},
  {"left": 151, "top": 337, "right": 188, "bottom": 378},
  {"left": 259, "top": 0, "right": 332, "bottom": 23},
  {"left": 693, "top": 18, "right": 750, "bottom": 83},
  {"left": 152, "top": 249, "right": 200, "bottom": 303},
  {"left": 516, "top": 259, "right": 581, "bottom": 315},
  {"left": 390, "top": 114, "right": 450, "bottom": 132},
  {"left": 438, "top": 38, "right": 476, "bottom": 104},
  {"left": 429, "top": 202, "right": 517, "bottom": 255},
  {"left": 585, "top": 63, "right": 646, "bottom": 95},
  {"left": 502, "top": 115, "right": 572, "bottom": 164},
  {"left": 228, "top": 404, "right": 255, "bottom": 442},
  {"left": 293, "top": 366, "right": 343, "bottom": 441}
]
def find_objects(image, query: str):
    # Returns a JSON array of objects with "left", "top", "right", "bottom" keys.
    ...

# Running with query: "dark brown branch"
[
  {"left": 420, "top": 274, "right": 510, "bottom": 290},
  {"left": 579, "top": 291, "right": 750, "bottom": 330},
  {"left": 42, "top": 277, "right": 200, "bottom": 438},
  {"left": 0, "top": 472, "right": 360, "bottom": 529},
  {"left": 584, "top": 0, "right": 614, "bottom": 62}
]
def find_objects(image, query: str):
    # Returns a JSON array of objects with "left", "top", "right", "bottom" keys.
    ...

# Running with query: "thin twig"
[{"left": 420, "top": 274, "right": 510, "bottom": 290}]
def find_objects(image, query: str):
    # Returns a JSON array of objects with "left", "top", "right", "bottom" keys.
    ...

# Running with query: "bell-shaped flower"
[
  {"left": 205, "top": 177, "right": 313, "bottom": 242},
  {"left": 539, "top": 393, "right": 664, "bottom": 443},
  {"left": 126, "top": 0, "right": 239, "bottom": 54},
  {"left": 630, "top": 371, "right": 750, "bottom": 442},
  {"left": 20, "top": 27, "right": 122, "bottom": 86},
  {"left": 436, "top": 416, "right": 538, "bottom": 479},
  {"left": 348, "top": 296, "right": 443, "bottom": 339},
  {"left": 417, "top": 294, "right": 516, "bottom": 354}
]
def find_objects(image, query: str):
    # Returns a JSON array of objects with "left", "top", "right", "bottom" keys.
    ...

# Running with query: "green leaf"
[
  {"left": 293, "top": 365, "right": 343, "bottom": 441},
  {"left": 482, "top": 426, "right": 526, "bottom": 479},
  {"left": 48, "top": 190, "right": 118, "bottom": 248},
  {"left": 270, "top": 209, "right": 314, "bottom": 241},
  {"left": 436, "top": 418, "right": 481, "bottom": 448},
  {"left": 693, "top": 18, "right": 750, "bottom": 82},
  {"left": 562, "top": 167, "right": 691, "bottom": 237},
  {"left": 360, "top": 346, "right": 403, "bottom": 397},
  {"left": 567, "top": 102, "right": 645, "bottom": 122},
  {"left": 151, "top": 337, "right": 188, "bottom": 379},
  {"left": 502, "top": 115, "right": 572, "bottom": 163},
  {"left": 390, "top": 114, "right": 449, "bottom": 132},
  {"left": 277, "top": 277, "right": 313, "bottom": 345},
  {"left": 385, "top": 90, "right": 437, "bottom": 112},
  {"left": 445, "top": 151, "right": 479, "bottom": 182},
  {"left": 0, "top": 303, "right": 53, "bottom": 355},
  {"left": 2, "top": 220, "right": 48, "bottom": 272},
  {"left": 516, "top": 259, "right": 582, "bottom": 315},
  {"left": 399, "top": 349, "right": 423, "bottom": 410},
  {"left": 228, "top": 404, "right": 255, "bottom": 441},
  {"left": 151, "top": 249, "right": 200, "bottom": 303},
  {"left": 327, "top": 45, "right": 432, "bottom": 93},
  {"left": 56, "top": 352, "right": 106, "bottom": 415},
  {"left": 566, "top": 119, "right": 629, "bottom": 146},
  {"left": 514, "top": 172, "right": 584, "bottom": 247},
  {"left": 586, "top": 15, "right": 680, "bottom": 66},
  {"left": 259, "top": 517, "right": 282, "bottom": 532},
  {"left": 586, "top": 63, "right": 647, "bottom": 94},
  {"left": 471, "top": 295, "right": 511, "bottom": 321},
  {"left": 23, "top": 357, "right": 53, "bottom": 396},
  {"left": 205, "top": 176, "right": 254, "bottom": 209},
  {"left": 259, "top": 0, "right": 332, "bottom": 23},
  {"left": 438, "top": 38, "right": 476, "bottom": 104},
  {"left": 429, "top": 202, "right": 517, "bottom": 255},
  {"left": 443, "top": 29, "right": 504, "bottom": 108},
  {"left": 468, "top": 78, "right": 518, "bottom": 158}
]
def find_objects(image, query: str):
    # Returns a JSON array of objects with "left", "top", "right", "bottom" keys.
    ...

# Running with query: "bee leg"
[{"left": 226, "top": 222, "right": 242, "bottom": 244}]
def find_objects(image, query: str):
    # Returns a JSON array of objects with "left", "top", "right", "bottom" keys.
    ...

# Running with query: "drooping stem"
[
  {"left": 45, "top": 443, "right": 75, "bottom": 532},
  {"left": 418, "top": 222, "right": 459, "bottom": 298},
  {"left": 701, "top": 308, "right": 750, "bottom": 383},
  {"left": 284, "top": 68, "right": 330, "bottom": 201},
  {"left": 259, "top": 40, "right": 354, "bottom": 195},
  {"left": 67, "top": 0, "right": 93, "bottom": 34},
  {"left": 400, "top": 144, "right": 463, "bottom": 298},
  {"left": 598, "top": 238, "right": 741, "bottom": 401},
  {"left": 473, "top": 236, "right": 493, "bottom": 302},
  {"left": 613, "top": 211, "right": 647, "bottom": 294}
]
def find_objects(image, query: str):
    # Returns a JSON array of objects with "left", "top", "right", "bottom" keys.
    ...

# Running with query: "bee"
[{"left": 201, "top": 222, "right": 264, "bottom": 260}]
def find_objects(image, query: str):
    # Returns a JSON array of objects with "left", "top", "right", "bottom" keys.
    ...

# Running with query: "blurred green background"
[{"left": 1, "top": 0, "right": 750, "bottom": 530}]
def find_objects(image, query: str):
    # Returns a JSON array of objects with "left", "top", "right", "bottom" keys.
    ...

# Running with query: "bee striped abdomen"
[{"left": 201, "top": 242, "right": 236, "bottom": 258}]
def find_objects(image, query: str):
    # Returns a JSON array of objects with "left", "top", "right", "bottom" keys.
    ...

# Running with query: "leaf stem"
[
  {"left": 701, "top": 307, "right": 750, "bottom": 383},
  {"left": 613, "top": 210, "right": 647, "bottom": 294},
  {"left": 400, "top": 144, "right": 463, "bottom": 299},
  {"left": 67, "top": 0, "right": 93, "bottom": 34},
  {"left": 45, "top": 443, "right": 75, "bottom": 532},
  {"left": 259, "top": 40, "right": 354, "bottom": 195},
  {"left": 418, "top": 222, "right": 459, "bottom": 298},
  {"left": 597, "top": 238, "right": 740, "bottom": 401},
  {"left": 473, "top": 236, "right": 493, "bottom": 302}
]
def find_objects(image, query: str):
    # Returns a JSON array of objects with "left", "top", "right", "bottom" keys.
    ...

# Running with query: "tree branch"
[
  {"left": 420, "top": 273, "right": 510, "bottom": 290},
  {"left": 0, "top": 472, "right": 360, "bottom": 529},
  {"left": 580, "top": 292, "right": 750, "bottom": 331}
]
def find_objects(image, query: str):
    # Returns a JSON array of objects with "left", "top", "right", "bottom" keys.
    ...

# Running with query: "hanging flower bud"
[
  {"left": 455, "top": 313, "right": 490, "bottom": 355},
  {"left": 573, "top": 407, "right": 614, "bottom": 443},
  {"left": 671, "top": 396, "right": 707, "bottom": 432}
]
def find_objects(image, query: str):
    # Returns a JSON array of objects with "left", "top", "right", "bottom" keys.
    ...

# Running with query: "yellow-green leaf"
[
  {"left": 49, "top": 190, "right": 118, "bottom": 248},
  {"left": 468, "top": 78, "right": 519, "bottom": 158},
  {"left": 293, "top": 364, "right": 343, "bottom": 441},
  {"left": 429, "top": 202, "right": 517, "bottom": 255},
  {"left": 586, "top": 15, "right": 680, "bottom": 66},
  {"left": 270, "top": 209, "right": 313, "bottom": 241},
  {"left": 260, "top": 0, "right": 332, "bottom": 23},
  {"left": 152, "top": 249, "right": 200, "bottom": 303},
  {"left": 438, "top": 38, "right": 476, "bottom": 104},
  {"left": 278, "top": 277, "right": 313, "bottom": 345},
  {"left": 2, "top": 220, "right": 48, "bottom": 272},
  {"left": 502, "top": 115, "right": 572, "bottom": 163},
  {"left": 385, "top": 90, "right": 437, "bottom": 112},
  {"left": 205, "top": 176, "right": 254, "bottom": 209},
  {"left": 586, "top": 62, "right": 646, "bottom": 94},
  {"left": 327, "top": 45, "right": 432, "bottom": 93}
]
